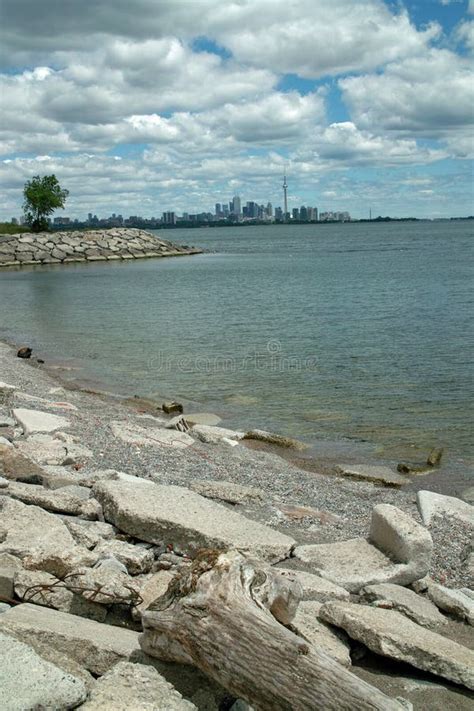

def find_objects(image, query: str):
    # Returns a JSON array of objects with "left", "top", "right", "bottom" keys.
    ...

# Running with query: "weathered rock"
[
  {"left": 291, "top": 601, "right": 352, "bottom": 667},
  {"left": 417, "top": 490, "right": 474, "bottom": 527},
  {"left": 335, "top": 464, "right": 408, "bottom": 487},
  {"left": 294, "top": 505, "right": 432, "bottom": 592},
  {"left": 79, "top": 661, "right": 197, "bottom": 710},
  {"left": 427, "top": 583, "right": 474, "bottom": 625},
  {"left": 16, "top": 346, "right": 32, "bottom": 359},
  {"left": 189, "top": 479, "right": 264, "bottom": 504},
  {"left": 12, "top": 407, "right": 71, "bottom": 435},
  {"left": 0, "top": 630, "right": 87, "bottom": 710},
  {"left": 0, "top": 416, "right": 15, "bottom": 428},
  {"left": 17, "top": 433, "right": 92, "bottom": 466},
  {"left": 0, "top": 444, "right": 45, "bottom": 483},
  {"left": 243, "top": 429, "right": 307, "bottom": 450},
  {"left": 110, "top": 420, "right": 194, "bottom": 449},
  {"left": 162, "top": 401, "right": 184, "bottom": 414},
  {"left": 0, "top": 497, "right": 76, "bottom": 558},
  {"left": 62, "top": 518, "right": 116, "bottom": 548},
  {"left": 320, "top": 601, "right": 474, "bottom": 690},
  {"left": 4, "top": 481, "right": 101, "bottom": 519},
  {"left": 369, "top": 505, "right": 433, "bottom": 581},
  {"left": 0, "top": 603, "right": 141, "bottom": 675},
  {"left": 95, "top": 538, "right": 154, "bottom": 575},
  {"left": 191, "top": 424, "right": 245, "bottom": 444},
  {"left": 362, "top": 583, "right": 446, "bottom": 628},
  {"left": 14, "top": 569, "right": 107, "bottom": 621},
  {"left": 0, "top": 229, "right": 202, "bottom": 268},
  {"left": 0, "top": 474, "right": 10, "bottom": 485},
  {"left": 0, "top": 553, "right": 22, "bottom": 600},
  {"left": 0, "top": 381, "right": 16, "bottom": 406},
  {"left": 427, "top": 447, "right": 444, "bottom": 466},
  {"left": 93, "top": 480, "right": 295, "bottom": 562},
  {"left": 22, "top": 546, "right": 99, "bottom": 578},
  {"left": 275, "top": 568, "right": 350, "bottom": 602}
]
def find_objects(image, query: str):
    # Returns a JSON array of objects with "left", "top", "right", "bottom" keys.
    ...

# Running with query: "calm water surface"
[{"left": 0, "top": 222, "right": 472, "bottom": 472}]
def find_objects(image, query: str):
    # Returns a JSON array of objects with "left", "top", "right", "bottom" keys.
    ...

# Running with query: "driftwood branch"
[{"left": 140, "top": 550, "right": 405, "bottom": 711}]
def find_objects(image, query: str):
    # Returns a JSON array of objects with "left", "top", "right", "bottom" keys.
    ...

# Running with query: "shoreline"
[
  {"left": 0, "top": 337, "right": 473, "bottom": 708},
  {"left": 3, "top": 328, "right": 471, "bottom": 501},
  {"left": 0, "top": 334, "right": 471, "bottom": 555}
]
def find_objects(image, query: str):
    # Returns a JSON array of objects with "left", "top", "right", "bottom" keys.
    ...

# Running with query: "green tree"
[{"left": 23, "top": 175, "right": 69, "bottom": 232}]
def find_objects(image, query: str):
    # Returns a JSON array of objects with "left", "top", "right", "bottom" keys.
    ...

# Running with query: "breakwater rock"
[{"left": 0, "top": 228, "right": 202, "bottom": 267}]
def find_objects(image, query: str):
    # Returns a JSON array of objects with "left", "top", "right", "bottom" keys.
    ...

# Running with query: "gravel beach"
[{"left": 0, "top": 339, "right": 470, "bottom": 589}]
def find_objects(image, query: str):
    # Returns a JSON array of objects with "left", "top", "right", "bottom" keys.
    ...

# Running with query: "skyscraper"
[{"left": 232, "top": 195, "right": 241, "bottom": 216}]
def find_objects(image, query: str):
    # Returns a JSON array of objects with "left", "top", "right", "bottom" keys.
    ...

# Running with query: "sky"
[{"left": 0, "top": 0, "right": 473, "bottom": 220}]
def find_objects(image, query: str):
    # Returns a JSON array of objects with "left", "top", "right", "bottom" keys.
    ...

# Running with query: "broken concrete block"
[
  {"left": 427, "top": 583, "right": 474, "bottom": 625},
  {"left": 362, "top": 583, "right": 446, "bottom": 628},
  {"left": 94, "top": 539, "right": 154, "bottom": 575},
  {"left": 0, "top": 603, "right": 141, "bottom": 675},
  {"left": 275, "top": 568, "right": 350, "bottom": 602},
  {"left": 369, "top": 505, "right": 433, "bottom": 582},
  {"left": 4, "top": 481, "right": 101, "bottom": 519},
  {"left": 320, "top": 601, "right": 474, "bottom": 690},
  {"left": 12, "top": 408, "right": 71, "bottom": 435},
  {"left": 62, "top": 518, "right": 116, "bottom": 549},
  {"left": 189, "top": 479, "right": 264, "bottom": 504},
  {"left": 191, "top": 424, "right": 245, "bottom": 444},
  {"left": 0, "top": 630, "right": 87, "bottom": 710},
  {"left": 291, "top": 601, "right": 351, "bottom": 667},
  {"left": 80, "top": 661, "right": 197, "bottom": 710},
  {"left": 0, "top": 497, "right": 75, "bottom": 558},
  {"left": 417, "top": 490, "right": 474, "bottom": 527},
  {"left": 93, "top": 480, "right": 295, "bottom": 563},
  {"left": 110, "top": 421, "right": 193, "bottom": 449},
  {"left": 0, "top": 553, "right": 22, "bottom": 600},
  {"left": 335, "top": 464, "right": 409, "bottom": 487}
]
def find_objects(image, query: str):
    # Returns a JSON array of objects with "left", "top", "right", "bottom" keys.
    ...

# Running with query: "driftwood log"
[{"left": 140, "top": 550, "right": 405, "bottom": 711}]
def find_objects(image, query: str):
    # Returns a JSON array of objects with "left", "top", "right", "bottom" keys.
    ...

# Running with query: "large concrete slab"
[
  {"left": 0, "top": 630, "right": 87, "bottom": 710},
  {"left": 110, "top": 421, "right": 194, "bottom": 449},
  {"left": 93, "top": 480, "right": 295, "bottom": 562},
  {"left": 0, "top": 603, "right": 141, "bottom": 675},
  {"left": 12, "top": 408, "right": 71, "bottom": 435},
  {"left": 335, "top": 464, "right": 408, "bottom": 487},
  {"left": 417, "top": 490, "right": 474, "bottom": 527},
  {"left": 362, "top": 582, "right": 446, "bottom": 628},
  {"left": 320, "top": 601, "right": 474, "bottom": 690},
  {"left": 0, "top": 497, "right": 76, "bottom": 558},
  {"left": 80, "top": 661, "right": 197, "bottom": 710}
]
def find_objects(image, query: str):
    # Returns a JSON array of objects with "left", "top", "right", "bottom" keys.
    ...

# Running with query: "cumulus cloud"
[
  {"left": 1, "top": 0, "right": 439, "bottom": 77},
  {"left": 339, "top": 50, "right": 474, "bottom": 138},
  {"left": 0, "top": 0, "right": 472, "bottom": 218}
]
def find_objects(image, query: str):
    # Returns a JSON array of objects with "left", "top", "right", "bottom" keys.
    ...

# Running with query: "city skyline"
[{"left": 1, "top": 1, "right": 473, "bottom": 220}]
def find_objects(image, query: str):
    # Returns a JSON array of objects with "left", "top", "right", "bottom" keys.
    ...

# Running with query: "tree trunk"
[{"left": 140, "top": 550, "right": 405, "bottom": 711}]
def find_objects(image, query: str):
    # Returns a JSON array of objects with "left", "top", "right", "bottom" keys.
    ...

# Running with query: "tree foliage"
[{"left": 23, "top": 174, "right": 69, "bottom": 232}]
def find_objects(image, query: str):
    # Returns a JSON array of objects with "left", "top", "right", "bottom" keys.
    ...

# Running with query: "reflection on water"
[{"left": 0, "top": 221, "right": 472, "bottom": 476}]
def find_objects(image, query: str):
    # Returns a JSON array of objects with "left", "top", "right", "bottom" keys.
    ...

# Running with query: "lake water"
[{"left": 0, "top": 221, "right": 473, "bottom": 474}]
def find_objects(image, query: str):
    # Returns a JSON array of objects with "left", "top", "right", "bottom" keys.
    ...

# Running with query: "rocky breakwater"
[{"left": 0, "top": 228, "right": 202, "bottom": 267}]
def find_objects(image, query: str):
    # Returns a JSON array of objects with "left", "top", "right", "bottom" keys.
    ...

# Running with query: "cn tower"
[{"left": 283, "top": 172, "right": 288, "bottom": 221}]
